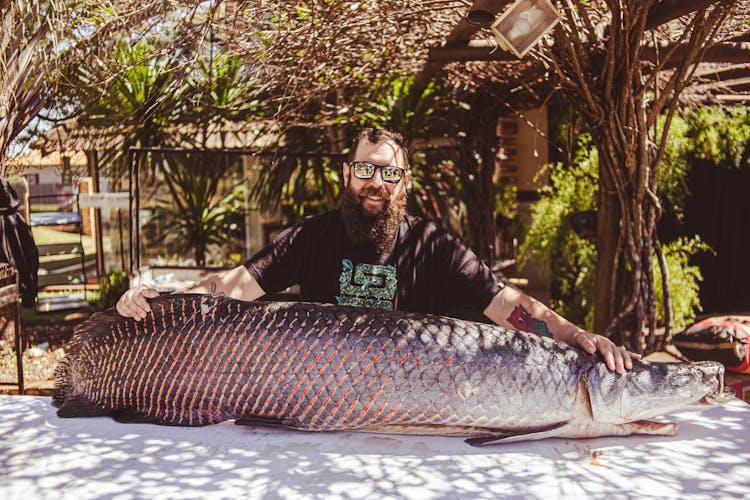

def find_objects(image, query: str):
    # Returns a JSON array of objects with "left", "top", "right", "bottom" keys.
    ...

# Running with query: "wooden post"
[{"left": 86, "top": 150, "right": 105, "bottom": 279}]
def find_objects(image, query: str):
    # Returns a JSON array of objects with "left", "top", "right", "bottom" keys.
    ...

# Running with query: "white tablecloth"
[{"left": 1, "top": 395, "right": 748, "bottom": 499}]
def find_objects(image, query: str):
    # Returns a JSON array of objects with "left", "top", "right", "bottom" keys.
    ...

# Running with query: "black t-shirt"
[{"left": 245, "top": 210, "right": 502, "bottom": 317}]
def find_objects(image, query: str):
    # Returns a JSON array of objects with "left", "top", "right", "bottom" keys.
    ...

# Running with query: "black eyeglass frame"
[{"left": 348, "top": 161, "right": 408, "bottom": 184}]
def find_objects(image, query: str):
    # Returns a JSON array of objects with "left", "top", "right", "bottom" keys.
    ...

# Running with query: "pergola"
[
  {"left": 226, "top": 1, "right": 749, "bottom": 113},
  {"left": 27, "top": 0, "right": 750, "bottom": 352}
]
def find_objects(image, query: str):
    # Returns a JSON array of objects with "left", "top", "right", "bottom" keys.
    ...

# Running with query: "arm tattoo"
[
  {"left": 208, "top": 280, "right": 224, "bottom": 296},
  {"left": 507, "top": 305, "right": 552, "bottom": 338}
]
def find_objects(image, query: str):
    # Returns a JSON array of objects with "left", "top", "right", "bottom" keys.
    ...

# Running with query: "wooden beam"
[
  {"left": 726, "top": 31, "right": 750, "bottom": 43},
  {"left": 430, "top": 41, "right": 750, "bottom": 66},
  {"left": 713, "top": 94, "right": 750, "bottom": 102},
  {"left": 414, "top": 1, "right": 512, "bottom": 92},
  {"left": 641, "top": 42, "right": 750, "bottom": 67},
  {"left": 693, "top": 76, "right": 750, "bottom": 94},
  {"left": 694, "top": 63, "right": 750, "bottom": 80},
  {"left": 428, "top": 39, "right": 517, "bottom": 62},
  {"left": 645, "top": 0, "right": 722, "bottom": 30},
  {"left": 725, "top": 82, "right": 750, "bottom": 92}
]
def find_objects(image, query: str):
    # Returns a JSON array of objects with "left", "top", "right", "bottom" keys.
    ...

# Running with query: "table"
[{"left": 1, "top": 395, "right": 748, "bottom": 499}]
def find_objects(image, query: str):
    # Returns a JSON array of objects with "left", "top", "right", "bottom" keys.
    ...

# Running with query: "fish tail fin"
[
  {"left": 57, "top": 393, "right": 110, "bottom": 418},
  {"left": 52, "top": 307, "right": 128, "bottom": 408}
]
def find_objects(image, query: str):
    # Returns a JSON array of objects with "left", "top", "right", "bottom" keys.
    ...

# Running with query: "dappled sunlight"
[{"left": 1, "top": 396, "right": 748, "bottom": 498}]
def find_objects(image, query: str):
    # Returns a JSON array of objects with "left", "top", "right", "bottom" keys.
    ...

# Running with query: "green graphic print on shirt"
[{"left": 336, "top": 258, "right": 397, "bottom": 309}]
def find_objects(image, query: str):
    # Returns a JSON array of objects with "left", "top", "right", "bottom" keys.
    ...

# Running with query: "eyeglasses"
[{"left": 349, "top": 161, "right": 407, "bottom": 184}]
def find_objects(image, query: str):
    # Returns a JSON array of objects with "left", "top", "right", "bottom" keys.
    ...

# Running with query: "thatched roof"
[
  {"left": 214, "top": 0, "right": 750, "bottom": 111},
  {"left": 33, "top": 0, "right": 750, "bottom": 153}
]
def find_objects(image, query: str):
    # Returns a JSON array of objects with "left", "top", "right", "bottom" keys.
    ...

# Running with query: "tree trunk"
[
  {"left": 545, "top": 0, "right": 735, "bottom": 353},
  {"left": 593, "top": 166, "right": 621, "bottom": 336}
]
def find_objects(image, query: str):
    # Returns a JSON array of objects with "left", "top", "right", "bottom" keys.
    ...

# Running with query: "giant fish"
[{"left": 53, "top": 294, "right": 733, "bottom": 445}]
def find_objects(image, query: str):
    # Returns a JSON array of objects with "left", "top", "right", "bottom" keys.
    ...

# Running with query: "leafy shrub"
[
  {"left": 520, "top": 127, "right": 710, "bottom": 330},
  {"left": 653, "top": 237, "right": 713, "bottom": 331},
  {"left": 519, "top": 133, "right": 598, "bottom": 328},
  {"left": 89, "top": 269, "right": 129, "bottom": 311}
]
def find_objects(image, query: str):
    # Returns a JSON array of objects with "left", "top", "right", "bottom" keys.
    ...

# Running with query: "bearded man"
[{"left": 117, "top": 128, "right": 637, "bottom": 372}]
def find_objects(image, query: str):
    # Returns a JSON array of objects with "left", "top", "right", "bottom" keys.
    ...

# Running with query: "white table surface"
[{"left": 1, "top": 395, "right": 748, "bottom": 499}]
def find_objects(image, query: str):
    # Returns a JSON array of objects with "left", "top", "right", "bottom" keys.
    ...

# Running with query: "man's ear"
[{"left": 342, "top": 161, "right": 351, "bottom": 187}]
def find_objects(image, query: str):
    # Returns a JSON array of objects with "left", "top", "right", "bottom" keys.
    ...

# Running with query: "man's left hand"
[{"left": 572, "top": 331, "right": 640, "bottom": 374}]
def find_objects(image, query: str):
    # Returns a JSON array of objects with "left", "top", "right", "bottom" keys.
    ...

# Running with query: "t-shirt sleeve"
[
  {"left": 437, "top": 231, "right": 503, "bottom": 312},
  {"left": 244, "top": 221, "right": 306, "bottom": 294}
]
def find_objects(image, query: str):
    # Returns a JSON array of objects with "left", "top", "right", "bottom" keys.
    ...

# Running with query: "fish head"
[{"left": 588, "top": 360, "right": 734, "bottom": 423}]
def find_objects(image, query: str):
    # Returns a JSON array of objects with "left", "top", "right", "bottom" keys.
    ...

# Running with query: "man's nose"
[{"left": 367, "top": 168, "right": 385, "bottom": 187}]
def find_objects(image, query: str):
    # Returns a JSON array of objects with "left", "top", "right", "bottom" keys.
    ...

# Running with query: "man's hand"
[
  {"left": 115, "top": 284, "right": 159, "bottom": 321},
  {"left": 572, "top": 330, "right": 641, "bottom": 374}
]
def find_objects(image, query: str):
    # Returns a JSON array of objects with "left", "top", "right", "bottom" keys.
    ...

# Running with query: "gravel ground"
[{"left": 0, "top": 313, "right": 88, "bottom": 387}]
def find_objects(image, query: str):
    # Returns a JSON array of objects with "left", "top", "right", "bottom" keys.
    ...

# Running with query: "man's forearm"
[
  {"left": 484, "top": 285, "right": 637, "bottom": 373},
  {"left": 180, "top": 265, "right": 266, "bottom": 301},
  {"left": 483, "top": 286, "right": 584, "bottom": 344}
]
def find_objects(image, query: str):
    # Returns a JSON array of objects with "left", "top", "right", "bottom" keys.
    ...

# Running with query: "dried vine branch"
[{"left": 545, "top": 0, "right": 741, "bottom": 353}]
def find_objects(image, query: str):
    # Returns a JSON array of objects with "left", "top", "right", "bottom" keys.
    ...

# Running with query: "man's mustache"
[{"left": 357, "top": 186, "right": 390, "bottom": 200}]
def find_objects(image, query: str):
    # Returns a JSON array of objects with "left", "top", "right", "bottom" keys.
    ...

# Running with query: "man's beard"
[{"left": 339, "top": 184, "right": 407, "bottom": 254}]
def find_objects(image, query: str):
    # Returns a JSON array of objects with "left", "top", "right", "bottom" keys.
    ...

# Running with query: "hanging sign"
[{"left": 78, "top": 192, "right": 130, "bottom": 210}]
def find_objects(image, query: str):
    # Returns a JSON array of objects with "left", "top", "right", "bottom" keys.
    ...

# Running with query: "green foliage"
[
  {"left": 686, "top": 106, "right": 750, "bottom": 169},
  {"left": 356, "top": 75, "right": 440, "bottom": 140},
  {"left": 143, "top": 152, "right": 245, "bottom": 266},
  {"left": 521, "top": 123, "right": 711, "bottom": 330},
  {"left": 658, "top": 106, "right": 750, "bottom": 219},
  {"left": 656, "top": 113, "right": 692, "bottom": 218},
  {"left": 65, "top": 39, "right": 263, "bottom": 266},
  {"left": 519, "top": 133, "right": 598, "bottom": 328},
  {"left": 653, "top": 237, "right": 712, "bottom": 331},
  {"left": 185, "top": 52, "right": 262, "bottom": 129},
  {"left": 63, "top": 38, "right": 189, "bottom": 184},
  {"left": 248, "top": 127, "right": 342, "bottom": 218},
  {"left": 89, "top": 268, "right": 129, "bottom": 311}
]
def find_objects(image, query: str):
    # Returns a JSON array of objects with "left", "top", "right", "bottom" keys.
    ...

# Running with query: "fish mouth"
[
  {"left": 703, "top": 386, "right": 735, "bottom": 405},
  {"left": 693, "top": 361, "right": 734, "bottom": 406}
]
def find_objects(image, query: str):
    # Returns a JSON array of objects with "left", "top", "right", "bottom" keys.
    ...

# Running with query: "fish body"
[{"left": 53, "top": 294, "right": 732, "bottom": 444}]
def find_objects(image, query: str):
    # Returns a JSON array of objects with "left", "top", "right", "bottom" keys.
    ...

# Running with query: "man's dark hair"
[{"left": 348, "top": 128, "right": 410, "bottom": 168}]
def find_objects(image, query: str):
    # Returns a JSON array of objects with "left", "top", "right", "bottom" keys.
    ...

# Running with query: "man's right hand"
[{"left": 115, "top": 284, "right": 160, "bottom": 320}]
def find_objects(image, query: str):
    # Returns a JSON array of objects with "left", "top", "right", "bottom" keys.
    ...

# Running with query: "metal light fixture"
[
  {"left": 490, "top": 0, "right": 561, "bottom": 58},
  {"left": 465, "top": 0, "right": 499, "bottom": 27},
  {"left": 466, "top": 8, "right": 496, "bottom": 27}
]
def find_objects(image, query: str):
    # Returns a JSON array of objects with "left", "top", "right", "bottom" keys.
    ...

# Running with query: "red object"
[
  {"left": 729, "top": 378, "right": 750, "bottom": 403},
  {"left": 673, "top": 316, "right": 750, "bottom": 374}
]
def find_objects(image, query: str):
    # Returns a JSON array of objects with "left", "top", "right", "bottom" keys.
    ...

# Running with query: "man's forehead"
[{"left": 354, "top": 139, "right": 407, "bottom": 166}]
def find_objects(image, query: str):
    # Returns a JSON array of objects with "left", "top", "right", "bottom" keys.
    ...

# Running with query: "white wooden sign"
[{"left": 78, "top": 192, "right": 130, "bottom": 210}]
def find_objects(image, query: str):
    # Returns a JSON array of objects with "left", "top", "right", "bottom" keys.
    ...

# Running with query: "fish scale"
[{"left": 53, "top": 294, "right": 732, "bottom": 444}]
